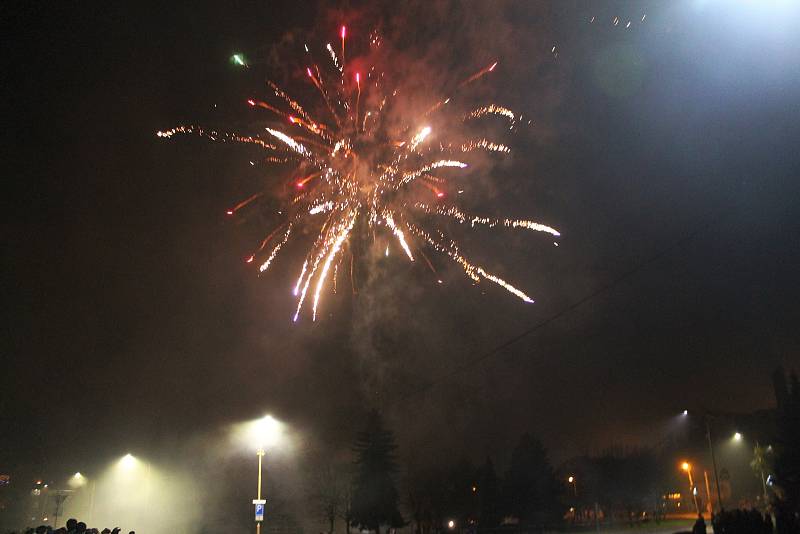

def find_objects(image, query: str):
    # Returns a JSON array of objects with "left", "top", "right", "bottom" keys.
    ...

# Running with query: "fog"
[{"left": 52, "top": 416, "right": 309, "bottom": 533}]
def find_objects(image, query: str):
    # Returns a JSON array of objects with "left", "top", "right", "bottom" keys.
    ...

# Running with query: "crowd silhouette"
[{"left": 4, "top": 517, "right": 134, "bottom": 534}]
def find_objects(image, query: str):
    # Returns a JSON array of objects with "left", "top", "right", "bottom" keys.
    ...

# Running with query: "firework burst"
[{"left": 157, "top": 27, "right": 559, "bottom": 321}]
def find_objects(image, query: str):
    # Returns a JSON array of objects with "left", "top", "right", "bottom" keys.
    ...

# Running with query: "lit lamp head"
[
  {"left": 681, "top": 461, "right": 691, "bottom": 472},
  {"left": 250, "top": 415, "right": 283, "bottom": 453},
  {"left": 119, "top": 453, "right": 138, "bottom": 471},
  {"left": 733, "top": 432, "right": 743, "bottom": 442},
  {"left": 568, "top": 476, "right": 575, "bottom": 483},
  {"left": 68, "top": 472, "right": 86, "bottom": 489}
]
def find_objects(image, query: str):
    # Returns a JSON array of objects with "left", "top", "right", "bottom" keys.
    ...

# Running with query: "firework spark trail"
[
  {"left": 409, "top": 126, "right": 432, "bottom": 152},
  {"left": 158, "top": 28, "right": 559, "bottom": 320},
  {"left": 383, "top": 211, "right": 414, "bottom": 261},
  {"left": 459, "top": 139, "right": 511, "bottom": 153},
  {"left": 259, "top": 224, "right": 293, "bottom": 273},
  {"left": 265, "top": 128, "right": 313, "bottom": 158},
  {"left": 460, "top": 60, "right": 498, "bottom": 86},
  {"left": 157, "top": 126, "right": 279, "bottom": 151},
  {"left": 406, "top": 221, "right": 534, "bottom": 303},
  {"left": 268, "top": 80, "right": 316, "bottom": 125},
  {"left": 309, "top": 201, "right": 334, "bottom": 215},
  {"left": 465, "top": 104, "right": 516, "bottom": 124},
  {"left": 413, "top": 203, "right": 561, "bottom": 236},
  {"left": 326, "top": 43, "right": 343, "bottom": 73},
  {"left": 312, "top": 209, "right": 357, "bottom": 320},
  {"left": 399, "top": 160, "right": 468, "bottom": 186},
  {"left": 226, "top": 192, "right": 265, "bottom": 215}
]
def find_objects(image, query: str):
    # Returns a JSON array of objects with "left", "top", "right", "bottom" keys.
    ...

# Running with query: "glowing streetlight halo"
[
  {"left": 119, "top": 453, "right": 138, "bottom": 471},
  {"left": 250, "top": 415, "right": 283, "bottom": 452}
]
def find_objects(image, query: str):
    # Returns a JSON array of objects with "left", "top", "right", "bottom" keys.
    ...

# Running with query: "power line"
[{"left": 394, "top": 209, "right": 721, "bottom": 406}]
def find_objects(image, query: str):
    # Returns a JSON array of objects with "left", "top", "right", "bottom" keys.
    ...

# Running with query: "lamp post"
[
  {"left": 705, "top": 415, "right": 724, "bottom": 512},
  {"left": 567, "top": 476, "right": 577, "bottom": 497},
  {"left": 681, "top": 462, "right": 699, "bottom": 515},
  {"left": 249, "top": 415, "right": 281, "bottom": 534},
  {"left": 255, "top": 448, "right": 266, "bottom": 534},
  {"left": 703, "top": 470, "right": 713, "bottom": 515}
]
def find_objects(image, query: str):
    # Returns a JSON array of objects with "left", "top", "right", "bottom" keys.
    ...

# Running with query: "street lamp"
[
  {"left": 733, "top": 432, "right": 743, "bottom": 442},
  {"left": 567, "top": 476, "right": 577, "bottom": 497},
  {"left": 249, "top": 415, "right": 283, "bottom": 534},
  {"left": 119, "top": 453, "right": 137, "bottom": 471},
  {"left": 681, "top": 462, "right": 700, "bottom": 515},
  {"left": 68, "top": 472, "right": 86, "bottom": 489}
]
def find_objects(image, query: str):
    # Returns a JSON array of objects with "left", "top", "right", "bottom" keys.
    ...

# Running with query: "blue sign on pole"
[{"left": 255, "top": 503, "right": 265, "bottom": 522}]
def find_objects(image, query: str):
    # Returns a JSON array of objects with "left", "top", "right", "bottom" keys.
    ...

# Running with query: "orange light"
[{"left": 681, "top": 462, "right": 690, "bottom": 471}]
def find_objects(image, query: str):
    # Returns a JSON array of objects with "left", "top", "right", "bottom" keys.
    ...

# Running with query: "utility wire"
[{"left": 394, "top": 209, "right": 722, "bottom": 405}]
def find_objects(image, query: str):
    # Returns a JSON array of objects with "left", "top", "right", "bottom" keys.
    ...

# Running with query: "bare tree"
[{"left": 307, "top": 458, "right": 352, "bottom": 534}]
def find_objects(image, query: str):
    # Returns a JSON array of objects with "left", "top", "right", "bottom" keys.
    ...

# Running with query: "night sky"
[{"left": 4, "top": 0, "right": 800, "bottom": 479}]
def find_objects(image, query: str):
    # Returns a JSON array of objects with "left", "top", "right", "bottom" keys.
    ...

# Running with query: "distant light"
[
  {"left": 682, "top": 410, "right": 689, "bottom": 416},
  {"left": 472, "top": 486, "right": 477, "bottom": 492},
  {"left": 681, "top": 461, "right": 691, "bottom": 471},
  {"left": 231, "top": 54, "right": 247, "bottom": 67},
  {"left": 447, "top": 520, "right": 456, "bottom": 530},
  {"left": 73, "top": 472, "right": 82, "bottom": 478},
  {"left": 733, "top": 432, "right": 743, "bottom": 441},
  {"left": 568, "top": 476, "right": 575, "bottom": 483}
]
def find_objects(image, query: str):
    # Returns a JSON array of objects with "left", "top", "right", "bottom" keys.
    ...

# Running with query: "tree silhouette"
[
  {"left": 477, "top": 457, "right": 501, "bottom": 527},
  {"left": 351, "top": 411, "right": 404, "bottom": 534},
  {"left": 502, "top": 433, "right": 560, "bottom": 527},
  {"left": 773, "top": 368, "right": 800, "bottom": 533},
  {"left": 306, "top": 456, "right": 351, "bottom": 534}
]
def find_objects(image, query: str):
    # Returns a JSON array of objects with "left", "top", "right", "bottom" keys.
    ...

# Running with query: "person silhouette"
[{"left": 692, "top": 513, "right": 706, "bottom": 534}]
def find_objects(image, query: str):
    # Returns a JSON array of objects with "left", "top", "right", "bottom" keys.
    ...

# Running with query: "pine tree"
[
  {"left": 502, "top": 433, "right": 560, "bottom": 527},
  {"left": 350, "top": 411, "right": 404, "bottom": 534},
  {"left": 477, "top": 457, "right": 501, "bottom": 527}
]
